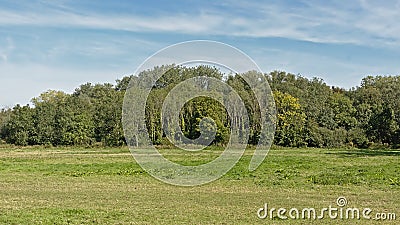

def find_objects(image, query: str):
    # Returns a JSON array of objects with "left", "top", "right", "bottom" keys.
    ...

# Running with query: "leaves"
[{"left": 1, "top": 68, "right": 400, "bottom": 148}]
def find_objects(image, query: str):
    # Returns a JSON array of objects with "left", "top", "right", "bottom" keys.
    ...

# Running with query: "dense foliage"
[{"left": 1, "top": 66, "right": 399, "bottom": 148}]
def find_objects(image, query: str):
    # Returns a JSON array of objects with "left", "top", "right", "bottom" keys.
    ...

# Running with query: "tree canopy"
[{"left": 1, "top": 66, "right": 399, "bottom": 149}]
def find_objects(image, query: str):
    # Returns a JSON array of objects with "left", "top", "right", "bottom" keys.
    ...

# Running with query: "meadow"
[{"left": 0, "top": 146, "right": 398, "bottom": 224}]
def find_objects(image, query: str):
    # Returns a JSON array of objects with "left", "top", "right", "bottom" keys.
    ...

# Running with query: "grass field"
[{"left": 0, "top": 146, "right": 399, "bottom": 224}]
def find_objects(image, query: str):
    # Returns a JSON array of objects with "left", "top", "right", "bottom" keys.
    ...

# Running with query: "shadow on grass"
[{"left": 326, "top": 148, "right": 400, "bottom": 157}]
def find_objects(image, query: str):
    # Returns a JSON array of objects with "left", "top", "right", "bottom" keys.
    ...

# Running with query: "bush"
[{"left": 348, "top": 128, "right": 369, "bottom": 148}]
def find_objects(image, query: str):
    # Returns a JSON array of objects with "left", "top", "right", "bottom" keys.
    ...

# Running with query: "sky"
[{"left": 1, "top": 0, "right": 400, "bottom": 108}]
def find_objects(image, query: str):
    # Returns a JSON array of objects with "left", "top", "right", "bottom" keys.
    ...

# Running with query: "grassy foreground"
[{"left": 0, "top": 146, "right": 399, "bottom": 224}]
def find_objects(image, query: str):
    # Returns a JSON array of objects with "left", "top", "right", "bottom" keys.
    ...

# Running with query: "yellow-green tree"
[{"left": 273, "top": 91, "right": 306, "bottom": 147}]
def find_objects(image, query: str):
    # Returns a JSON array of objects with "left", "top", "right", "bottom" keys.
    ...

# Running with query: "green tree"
[
  {"left": 73, "top": 83, "right": 125, "bottom": 146},
  {"left": 273, "top": 91, "right": 306, "bottom": 147},
  {"left": 2, "top": 104, "right": 35, "bottom": 146},
  {"left": 31, "top": 90, "right": 68, "bottom": 145},
  {"left": 54, "top": 95, "right": 94, "bottom": 146},
  {"left": 367, "top": 106, "right": 398, "bottom": 144}
]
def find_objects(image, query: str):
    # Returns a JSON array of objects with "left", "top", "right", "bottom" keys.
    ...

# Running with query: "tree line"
[{"left": 0, "top": 65, "right": 399, "bottom": 148}]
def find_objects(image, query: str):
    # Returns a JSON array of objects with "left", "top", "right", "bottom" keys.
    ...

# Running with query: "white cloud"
[
  {"left": 1, "top": 0, "right": 400, "bottom": 48},
  {"left": 0, "top": 9, "right": 221, "bottom": 34},
  {"left": 235, "top": 0, "right": 400, "bottom": 47},
  {"left": 0, "top": 54, "right": 7, "bottom": 62},
  {"left": 0, "top": 37, "right": 15, "bottom": 63}
]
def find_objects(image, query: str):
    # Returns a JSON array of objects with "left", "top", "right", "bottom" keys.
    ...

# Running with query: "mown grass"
[{"left": 0, "top": 146, "right": 398, "bottom": 224}]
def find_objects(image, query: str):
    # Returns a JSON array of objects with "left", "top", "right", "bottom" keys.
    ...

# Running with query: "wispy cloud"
[
  {"left": 0, "top": 37, "right": 15, "bottom": 62},
  {"left": 222, "top": 0, "right": 400, "bottom": 47},
  {"left": 1, "top": 0, "right": 400, "bottom": 48},
  {"left": 0, "top": 9, "right": 222, "bottom": 33}
]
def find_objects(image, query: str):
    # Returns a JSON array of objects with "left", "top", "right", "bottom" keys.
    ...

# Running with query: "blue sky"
[{"left": 1, "top": 0, "right": 400, "bottom": 107}]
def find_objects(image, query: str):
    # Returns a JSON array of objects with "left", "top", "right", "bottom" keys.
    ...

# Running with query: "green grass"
[{"left": 0, "top": 146, "right": 399, "bottom": 224}]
